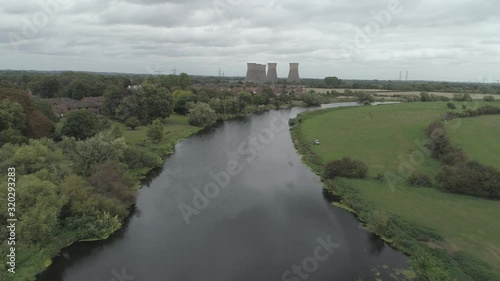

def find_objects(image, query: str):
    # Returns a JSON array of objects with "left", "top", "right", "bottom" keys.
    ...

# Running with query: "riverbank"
[
  {"left": 12, "top": 115, "right": 201, "bottom": 281},
  {"left": 290, "top": 102, "right": 500, "bottom": 280}
]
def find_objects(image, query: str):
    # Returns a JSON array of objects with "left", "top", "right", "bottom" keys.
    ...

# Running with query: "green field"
[
  {"left": 117, "top": 114, "right": 200, "bottom": 145},
  {"left": 447, "top": 115, "right": 500, "bottom": 169},
  {"left": 294, "top": 102, "right": 500, "bottom": 276}
]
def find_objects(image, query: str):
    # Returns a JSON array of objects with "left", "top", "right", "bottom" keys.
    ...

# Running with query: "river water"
[{"left": 37, "top": 103, "right": 408, "bottom": 281}]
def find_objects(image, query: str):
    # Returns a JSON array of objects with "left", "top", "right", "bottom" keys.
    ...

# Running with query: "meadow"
[{"left": 293, "top": 101, "right": 500, "bottom": 278}]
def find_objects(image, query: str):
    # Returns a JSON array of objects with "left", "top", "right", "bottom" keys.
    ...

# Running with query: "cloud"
[{"left": 0, "top": 0, "right": 499, "bottom": 81}]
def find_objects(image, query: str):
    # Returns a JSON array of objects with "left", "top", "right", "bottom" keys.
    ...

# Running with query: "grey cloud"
[{"left": 0, "top": 0, "right": 499, "bottom": 81}]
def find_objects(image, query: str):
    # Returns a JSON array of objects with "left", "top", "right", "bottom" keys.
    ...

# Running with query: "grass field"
[
  {"left": 295, "top": 102, "right": 500, "bottom": 276},
  {"left": 116, "top": 114, "right": 200, "bottom": 145},
  {"left": 447, "top": 115, "right": 500, "bottom": 169},
  {"left": 304, "top": 87, "right": 498, "bottom": 101}
]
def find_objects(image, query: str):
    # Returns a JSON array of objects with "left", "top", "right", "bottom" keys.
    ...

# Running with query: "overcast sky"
[{"left": 1, "top": 0, "right": 499, "bottom": 82}]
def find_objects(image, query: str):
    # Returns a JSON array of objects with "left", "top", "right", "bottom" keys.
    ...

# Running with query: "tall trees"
[
  {"left": 324, "top": 76, "right": 342, "bottom": 88},
  {"left": 115, "top": 85, "right": 174, "bottom": 123},
  {"left": 61, "top": 110, "right": 100, "bottom": 140},
  {"left": 172, "top": 90, "right": 196, "bottom": 115},
  {"left": 147, "top": 119, "right": 165, "bottom": 142},
  {"left": 0, "top": 88, "right": 54, "bottom": 141},
  {"left": 30, "top": 76, "right": 61, "bottom": 98},
  {"left": 188, "top": 102, "right": 217, "bottom": 127},
  {"left": 143, "top": 84, "right": 175, "bottom": 122}
]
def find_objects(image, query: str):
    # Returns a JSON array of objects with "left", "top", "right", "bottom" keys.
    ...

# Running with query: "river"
[{"left": 37, "top": 103, "right": 408, "bottom": 281}]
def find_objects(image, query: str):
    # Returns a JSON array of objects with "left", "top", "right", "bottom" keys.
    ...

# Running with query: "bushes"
[
  {"left": 125, "top": 117, "right": 141, "bottom": 130},
  {"left": 443, "top": 105, "right": 500, "bottom": 121},
  {"left": 447, "top": 102, "right": 456, "bottom": 109},
  {"left": 436, "top": 161, "right": 500, "bottom": 198},
  {"left": 453, "top": 93, "right": 472, "bottom": 102},
  {"left": 483, "top": 95, "right": 495, "bottom": 102},
  {"left": 324, "top": 157, "right": 368, "bottom": 179},
  {"left": 408, "top": 172, "right": 432, "bottom": 187},
  {"left": 121, "top": 145, "right": 163, "bottom": 170},
  {"left": 188, "top": 102, "right": 217, "bottom": 127},
  {"left": 425, "top": 122, "right": 500, "bottom": 199}
]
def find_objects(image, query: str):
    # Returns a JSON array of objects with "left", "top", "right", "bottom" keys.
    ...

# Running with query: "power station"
[
  {"left": 287, "top": 63, "right": 300, "bottom": 83},
  {"left": 245, "top": 62, "right": 300, "bottom": 83}
]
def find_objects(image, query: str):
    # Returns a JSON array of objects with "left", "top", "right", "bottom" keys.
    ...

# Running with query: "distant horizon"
[{"left": 2, "top": 68, "right": 499, "bottom": 85}]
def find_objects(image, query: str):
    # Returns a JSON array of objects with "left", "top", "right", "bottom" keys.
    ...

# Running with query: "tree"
[
  {"left": 355, "top": 92, "right": 375, "bottom": 104},
  {"left": 0, "top": 99, "right": 26, "bottom": 133},
  {"left": 30, "top": 76, "right": 61, "bottom": 98},
  {"left": 172, "top": 90, "right": 195, "bottom": 115},
  {"left": 115, "top": 95, "right": 144, "bottom": 121},
  {"left": 67, "top": 80, "right": 92, "bottom": 100},
  {"left": 179, "top": 73, "right": 193, "bottom": 89},
  {"left": 324, "top": 158, "right": 368, "bottom": 179},
  {"left": 420, "top": 92, "right": 431, "bottom": 102},
  {"left": 188, "top": 102, "right": 217, "bottom": 127},
  {"left": 301, "top": 92, "right": 322, "bottom": 106},
  {"left": 62, "top": 132, "right": 126, "bottom": 176},
  {"left": 0, "top": 128, "right": 26, "bottom": 146},
  {"left": 236, "top": 91, "right": 252, "bottom": 111},
  {"left": 35, "top": 99, "right": 58, "bottom": 122},
  {"left": 142, "top": 84, "right": 174, "bottom": 122},
  {"left": 61, "top": 110, "right": 100, "bottom": 140},
  {"left": 324, "top": 76, "right": 341, "bottom": 88},
  {"left": 103, "top": 84, "right": 128, "bottom": 116},
  {"left": 110, "top": 123, "right": 123, "bottom": 139},
  {"left": 147, "top": 119, "right": 164, "bottom": 142},
  {"left": 484, "top": 95, "right": 495, "bottom": 102},
  {"left": 125, "top": 117, "right": 141, "bottom": 130}
]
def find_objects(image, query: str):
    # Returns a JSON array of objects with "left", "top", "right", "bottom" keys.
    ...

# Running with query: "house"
[{"left": 43, "top": 96, "right": 105, "bottom": 117}]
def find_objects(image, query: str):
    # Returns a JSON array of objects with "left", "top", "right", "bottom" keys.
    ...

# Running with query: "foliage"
[
  {"left": 436, "top": 161, "right": 500, "bottom": 199},
  {"left": 324, "top": 76, "right": 342, "bottom": 88},
  {"left": 188, "top": 102, "right": 217, "bottom": 127},
  {"left": 61, "top": 109, "right": 101, "bottom": 140},
  {"left": 324, "top": 157, "right": 368, "bottom": 179},
  {"left": 0, "top": 88, "right": 54, "bottom": 139},
  {"left": 147, "top": 119, "right": 165, "bottom": 142},
  {"left": 88, "top": 161, "right": 137, "bottom": 206},
  {"left": 355, "top": 92, "right": 375, "bottom": 104},
  {"left": 447, "top": 102, "right": 456, "bottom": 109},
  {"left": 301, "top": 92, "right": 322, "bottom": 106},
  {"left": 408, "top": 172, "right": 432, "bottom": 187},
  {"left": 172, "top": 90, "right": 196, "bottom": 115},
  {"left": 30, "top": 76, "right": 61, "bottom": 98},
  {"left": 483, "top": 95, "right": 495, "bottom": 102},
  {"left": 125, "top": 117, "right": 141, "bottom": 130},
  {"left": 453, "top": 93, "right": 472, "bottom": 102},
  {"left": 121, "top": 145, "right": 163, "bottom": 170}
]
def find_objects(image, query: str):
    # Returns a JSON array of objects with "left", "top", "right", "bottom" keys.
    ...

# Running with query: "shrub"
[
  {"left": 147, "top": 119, "right": 164, "bottom": 143},
  {"left": 125, "top": 117, "right": 141, "bottom": 130},
  {"left": 188, "top": 102, "right": 217, "bottom": 127},
  {"left": 436, "top": 161, "right": 500, "bottom": 198},
  {"left": 447, "top": 102, "right": 456, "bottom": 109},
  {"left": 408, "top": 172, "right": 432, "bottom": 187},
  {"left": 476, "top": 105, "right": 500, "bottom": 115},
  {"left": 121, "top": 145, "right": 163, "bottom": 170},
  {"left": 61, "top": 110, "right": 100, "bottom": 140},
  {"left": 324, "top": 157, "right": 368, "bottom": 179},
  {"left": 483, "top": 95, "right": 495, "bottom": 102}
]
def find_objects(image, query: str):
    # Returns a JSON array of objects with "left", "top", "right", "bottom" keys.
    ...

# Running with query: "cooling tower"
[
  {"left": 287, "top": 63, "right": 300, "bottom": 83},
  {"left": 258, "top": 64, "right": 267, "bottom": 82},
  {"left": 266, "top": 63, "right": 278, "bottom": 83},
  {"left": 246, "top": 63, "right": 259, "bottom": 82}
]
